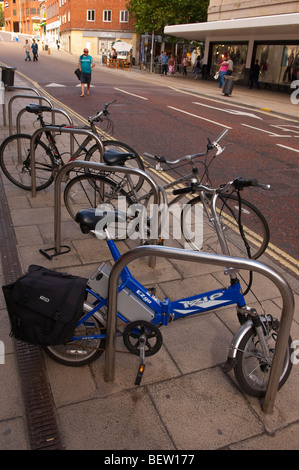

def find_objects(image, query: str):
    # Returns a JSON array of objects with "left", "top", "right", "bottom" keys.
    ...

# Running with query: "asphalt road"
[{"left": 1, "top": 34, "right": 298, "bottom": 275}]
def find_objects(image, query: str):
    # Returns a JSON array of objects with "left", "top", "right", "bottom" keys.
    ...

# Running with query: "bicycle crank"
[{"left": 122, "top": 321, "right": 163, "bottom": 386}]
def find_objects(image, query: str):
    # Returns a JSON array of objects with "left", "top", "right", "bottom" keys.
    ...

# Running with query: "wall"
[{"left": 208, "top": 0, "right": 299, "bottom": 21}]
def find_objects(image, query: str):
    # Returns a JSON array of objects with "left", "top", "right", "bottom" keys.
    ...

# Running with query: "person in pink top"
[{"left": 217, "top": 59, "right": 229, "bottom": 88}]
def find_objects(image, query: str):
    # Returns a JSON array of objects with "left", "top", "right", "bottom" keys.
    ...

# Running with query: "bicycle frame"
[
  {"left": 73, "top": 223, "right": 246, "bottom": 342},
  {"left": 36, "top": 113, "right": 96, "bottom": 165}
]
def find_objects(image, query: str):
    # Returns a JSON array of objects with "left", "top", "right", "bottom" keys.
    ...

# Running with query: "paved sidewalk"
[{"left": 0, "top": 56, "right": 298, "bottom": 451}]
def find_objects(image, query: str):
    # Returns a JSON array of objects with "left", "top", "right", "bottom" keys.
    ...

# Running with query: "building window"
[
  {"left": 255, "top": 44, "right": 299, "bottom": 85},
  {"left": 87, "top": 9, "right": 95, "bottom": 22},
  {"left": 120, "top": 10, "right": 129, "bottom": 23},
  {"left": 103, "top": 10, "right": 112, "bottom": 22},
  {"left": 211, "top": 43, "right": 248, "bottom": 79}
]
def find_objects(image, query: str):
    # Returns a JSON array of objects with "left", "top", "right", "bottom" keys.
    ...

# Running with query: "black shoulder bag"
[{"left": 2, "top": 265, "right": 87, "bottom": 346}]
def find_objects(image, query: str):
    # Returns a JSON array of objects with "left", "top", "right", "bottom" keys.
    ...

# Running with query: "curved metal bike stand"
[
  {"left": 37, "top": 158, "right": 160, "bottom": 262},
  {"left": 16, "top": 107, "right": 75, "bottom": 156},
  {"left": 2, "top": 85, "right": 41, "bottom": 128},
  {"left": 30, "top": 126, "right": 103, "bottom": 198},
  {"left": 8, "top": 94, "right": 53, "bottom": 135},
  {"left": 104, "top": 244, "right": 294, "bottom": 414}
]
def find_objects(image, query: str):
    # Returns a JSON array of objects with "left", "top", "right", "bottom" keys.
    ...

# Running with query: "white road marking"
[
  {"left": 167, "top": 106, "right": 232, "bottom": 129},
  {"left": 114, "top": 87, "right": 148, "bottom": 100}
]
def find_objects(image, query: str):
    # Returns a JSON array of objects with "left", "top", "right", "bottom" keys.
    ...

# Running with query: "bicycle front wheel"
[
  {"left": 85, "top": 140, "right": 145, "bottom": 193},
  {"left": 64, "top": 173, "right": 134, "bottom": 222},
  {"left": 234, "top": 322, "right": 292, "bottom": 397},
  {"left": 182, "top": 194, "right": 270, "bottom": 260},
  {"left": 0, "top": 133, "right": 54, "bottom": 190}
]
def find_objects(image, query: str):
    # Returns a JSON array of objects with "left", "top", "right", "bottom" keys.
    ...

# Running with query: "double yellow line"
[{"left": 19, "top": 71, "right": 299, "bottom": 278}]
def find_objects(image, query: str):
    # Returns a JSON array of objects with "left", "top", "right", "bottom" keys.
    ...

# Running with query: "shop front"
[
  {"left": 254, "top": 42, "right": 299, "bottom": 85},
  {"left": 164, "top": 13, "right": 299, "bottom": 89}
]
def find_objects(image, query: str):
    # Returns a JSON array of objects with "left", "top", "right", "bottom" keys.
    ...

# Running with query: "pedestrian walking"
[
  {"left": 161, "top": 51, "right": 169, "bottom": 76},
  {"left": 78, "top": 48, "right": 95, "bottom": 97},
  {"left": 249, "top": 59, "right": 260, "bottom": 89},
  {"left": 23, "top": 40, "right": 31, "bottom": 61},
  {"left": 31, "top": 39, "right": 38, "bottom": 62}
]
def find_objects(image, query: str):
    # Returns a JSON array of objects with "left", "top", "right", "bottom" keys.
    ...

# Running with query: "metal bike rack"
[
  {"left": 104, "top": 244, "right": 294, "bottom": 414},
  {"left": 2, "top": 85, "right": 41, "bottom": 128},
  {"left": 16, "top": 107, "right": 75, "bottom": 156},
  {"left": 43, "top": 160, "right": 161, "bottom": 261},
  {"left": 8, "top": 94, "right": 53, "bottom": 135},
  {"left": 30, "top": 126, "right": 103, "bottom": 198}
]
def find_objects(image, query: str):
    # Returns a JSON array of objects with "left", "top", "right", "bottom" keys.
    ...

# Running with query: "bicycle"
[
  {"left": 0, "top": 99, "right": 144, "bottom": 192},
  {"left": 42, "top": 188, "right": 292, "bottom": 398},
  {"left": 63, "top": 129, "right": 270, "bottom": 266}
]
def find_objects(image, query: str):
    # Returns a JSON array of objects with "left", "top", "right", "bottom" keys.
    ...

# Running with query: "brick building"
[
  {"left": 4, "top": 0, "right": 42, "bottom": 35},
  {"left": 52, "top": 0, "right": 136, "bottom": 61}
]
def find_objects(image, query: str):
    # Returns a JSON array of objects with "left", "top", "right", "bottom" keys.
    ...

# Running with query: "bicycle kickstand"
[{"left": 135, "top": 334, "right": 146, "bottom": 386}]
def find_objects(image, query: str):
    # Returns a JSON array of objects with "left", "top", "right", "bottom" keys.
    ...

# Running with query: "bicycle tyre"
[
  {"left": 0, "top": 133, "right": 55, "bottom": 191},
  {"left": 43, "top": 314, "right": 105, "bottom": 367},
  {"left": 64, "top": 173, "right": 134, "bottom": 223},
  {"left": 85, "top": 140, "right": 145, "bottom": 193},
  {"left": 234, "top": 324, "right": 292, "bottom": 398},
  {"left": 182, "top": 193, "right": 270, "bottom": 260}
]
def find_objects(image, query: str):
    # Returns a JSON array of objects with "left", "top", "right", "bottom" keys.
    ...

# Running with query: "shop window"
[
  {"left": 256, "top": 44, "right": 299, "bottom": 85},
  {"left": 211, "top": 43, "right": 248, "bottom": 79}
]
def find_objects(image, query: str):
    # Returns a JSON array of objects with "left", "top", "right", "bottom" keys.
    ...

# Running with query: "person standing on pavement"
[
  {"left": 78, "top": 48, "right": 95, "bottom": 97},
  {"left": 227, "top": 55, "right": 233, "bottom": 76},
  {"left": 181, "top": 54, "right": 189, "bottom": 76},
  {"left": 249, "top": 59, "right": 260, "bottom": 89},
  {"left": 23, "top": 40, "right": 31, "bottom": 61},
  {"left": 168, "top": 54, "right": 176, "bottom": 76},
  {"left": 217, "top": 59, "right": 229, "bottom": 88},
  {"left": 31, "top": 39, "right": 38, "bottom": 62},
  {"left": 161, "top": 51, "right": 169, "bottom": 76},
  {"left": 193, "top": 55, "right": 201, "bottom": 79}
]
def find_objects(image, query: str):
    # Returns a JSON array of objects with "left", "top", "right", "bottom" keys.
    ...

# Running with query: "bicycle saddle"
[
  {"left": 75, "top": 208, "right": 126, "bottom": 233},
  {"left": 103, "top": 148, "right": 136, "bottom": 166},
  {"left": 26, "top": 103, "right": 52, "bottom": 114}
]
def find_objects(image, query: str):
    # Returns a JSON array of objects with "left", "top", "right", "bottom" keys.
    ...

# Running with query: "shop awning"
[{"left": 164, "top": 13, "right": 299, "bottom": 41}]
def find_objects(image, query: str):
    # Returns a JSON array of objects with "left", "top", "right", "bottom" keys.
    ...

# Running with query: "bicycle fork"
[{"left": 223, "top": 305, "right": 272, "bottom": 373}]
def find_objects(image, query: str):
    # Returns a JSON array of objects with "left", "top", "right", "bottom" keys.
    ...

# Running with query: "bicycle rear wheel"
[
  {"left": 0, "top": 133, "right": 54, "bottom": 190},
  {"left": 85, "top": 140, "right": 145, "bottom": 193},
  {"left": 43, "top": 314, "right": 105, "bottom": 366},
  {"left": 64, "top": 173, "right": 134, "bottom": 222},
  {"left": 182, "top": 193, "right": 270, "bottom": 260}
]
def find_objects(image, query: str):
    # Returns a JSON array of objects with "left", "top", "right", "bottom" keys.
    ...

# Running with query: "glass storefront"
[
  {"left": 210, "top": 43, "right": 248, "bottom": 78},
  {"left": 255, "top": 44, "right": 299, "bottom": 85}
]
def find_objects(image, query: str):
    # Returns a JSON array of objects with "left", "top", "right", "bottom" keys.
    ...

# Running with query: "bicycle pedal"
[{"left": 135, "top": 363, "right": 145, "bottom": 386}]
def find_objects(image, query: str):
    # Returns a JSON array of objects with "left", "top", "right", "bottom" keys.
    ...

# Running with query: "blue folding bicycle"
[{"left": 43, "top": 178, "right": 293, "bottom": 398}]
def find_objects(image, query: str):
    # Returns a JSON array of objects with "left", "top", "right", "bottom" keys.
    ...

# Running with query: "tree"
[
  {"left": 0, "top": 6, "right": 4, "bottom": 28},
  {"left": 126, "top": 0, "right": 208, "bottom": 35}
]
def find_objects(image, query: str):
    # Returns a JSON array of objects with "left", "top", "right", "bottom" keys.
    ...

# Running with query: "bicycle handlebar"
[
  {"left": 144, "top": 128, "right": 229, "bottom": 165},
  {"left": 172, "top": 177, "right": 270, "bottom": 196},
  {"left": 88, "top": 99, "right": 117, "bottom": 123}
]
